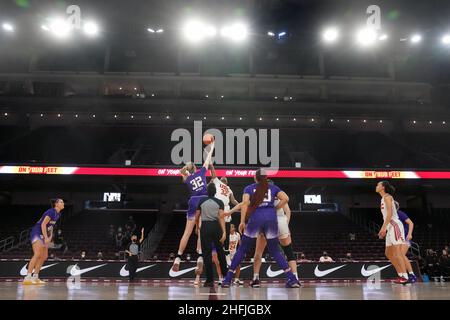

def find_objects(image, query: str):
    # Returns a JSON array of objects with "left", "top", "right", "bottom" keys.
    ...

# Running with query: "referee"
[
  {"left": 125, "top": 227, "right": 145, "bottom": 282},
  {"left": 195, "top": 183, "right": 228, "bottom": 287}
]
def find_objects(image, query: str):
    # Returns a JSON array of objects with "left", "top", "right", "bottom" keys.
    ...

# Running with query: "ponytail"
[
  {"left": 380, "top": 181, "right": 396, "bottom": 195},
  {"left": 247, "top": 169, "right": 269, "bottom": 219}
]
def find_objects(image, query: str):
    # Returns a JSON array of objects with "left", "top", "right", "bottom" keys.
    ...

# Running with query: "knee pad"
[{"left": 282, "top": 244, "right": 295, "bottom": 261}]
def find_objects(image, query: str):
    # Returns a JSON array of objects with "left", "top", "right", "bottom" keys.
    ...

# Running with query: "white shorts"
[
  {"left": 386, "top": 220, "right": 405, "bottom": 247},
  {"left": 277, "top": 215, "right": 290, "bottom": 240},
  {"left": 229, "top": 251, "right": 236, "bottom": 261}
]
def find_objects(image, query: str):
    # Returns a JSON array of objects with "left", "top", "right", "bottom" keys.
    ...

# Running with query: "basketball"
[{"left": 203, "top": 133, "right": 214, "bottom": 145}]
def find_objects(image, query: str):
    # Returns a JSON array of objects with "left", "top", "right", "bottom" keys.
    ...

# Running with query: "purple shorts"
[
  {"left": 30, "top": 226, "right": 44, "bottom": 245},
  {"left": 187, "top": 195, "right": 207, "bottom": 220},
  {"left": 244, "top": 209, "right": 279, "bottom": 240}
]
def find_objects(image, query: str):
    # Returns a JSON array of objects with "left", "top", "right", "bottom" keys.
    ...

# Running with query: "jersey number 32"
[{"left": 190, "top": 177, "right": 204, "bottom": 190}]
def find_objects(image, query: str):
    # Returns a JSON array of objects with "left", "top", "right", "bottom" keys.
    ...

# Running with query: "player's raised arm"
[
  {"left": 202, "top": 141, "right": 215, "bottom": 169},
  {"left": 210, "top": 163, "right": 217, "bottom": 180},
  {"left": 139, "top": 227, "right": 145, "bottom": 244},
  {"left": 180, "top": 164, "right": 190, "bottom": 182}
]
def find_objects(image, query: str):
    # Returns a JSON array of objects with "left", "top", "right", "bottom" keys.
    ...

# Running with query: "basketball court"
[{"left": 1, "top": 281, "right": 449, "bottom": 300}]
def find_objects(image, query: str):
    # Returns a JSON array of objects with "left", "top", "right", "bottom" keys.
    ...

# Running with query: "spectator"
[
  {"left": 424, "top": 249, "right": 439, "bottom": 280},
  {"left": 349, "top": 233, "right": 356, "bottom": 241},
  {"left": 298, "top": 253, "right": 312, "bottom": 262},
  {"left": 126, "top": 216, "right": 136, "bottom": 232},
  {"left": 341, "top": 252, "right": 356, "bottom": 262},
  {"left": 439, "top": 250, "right": 449, "bottom": 282},
  {"left": 97, "top": 252, "right": 103, "bottom": 261},
  {"left": 152, "top": 254, "right": 158, "bottom": 261},
  {"left": 168, "top": 253, "right": 175, "bottom": 261},
  {"left": 108, "top": 224, "right": 115, "bottom": 239},
  {"left": 413, "top": 254, "right": 426, "bottom": 276},
  {"left": 116, "top": 232, "right": 124, "bottom": 248},
  {"left": 80, "top": 251, "right": 87, "bottom": 260},
  {"left": 186, "top": 253, "right": 191, "bottom": 262},
  {"left": 319, "top": 252, "right": 334, "bottom": 263},
  {"left": 124, "top": 226, "right": 132, "bottom": 244}
]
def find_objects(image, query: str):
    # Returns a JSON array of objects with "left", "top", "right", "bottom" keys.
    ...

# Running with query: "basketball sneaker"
[
  {"left": 408, "top": 274, "right": 418, "bottom": 283},
  {"left": 196, "top": 256, "right": 204, "bottom": 274},
  {"left": 393, "top": 277, "right": 408, "bottom": 285},
  {"left": 286, "top": 278, "right": 301, "bottom": 288},
  {"left": 172, "top": 257, "right": 181, "bottom": 272},
  {"left": 249, "top": 279, "right": 260, "bottom": 288},
  {"left": 221, "top": 272, "right": 233, "bottom": 288},
  {"left": 234, "top": 279, "right": 244, "bottom": 286},
  {"left": 34, "top": 278, "right": 46, "bottom": 285},
  {"left": 22, "top": 277, "right": 35, "bottom": 285}
]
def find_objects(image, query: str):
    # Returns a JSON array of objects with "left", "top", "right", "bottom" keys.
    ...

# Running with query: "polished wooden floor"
[{"left": 1, "top": 281, "right": 449, "bottom": 300}]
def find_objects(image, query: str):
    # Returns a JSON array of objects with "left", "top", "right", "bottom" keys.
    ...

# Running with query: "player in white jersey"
[
  {"left": 210, "top": 164, "right": 239, "bottom": 253},
  {"left": 376, "top": 181, "right": 410, "bottom": 285}
]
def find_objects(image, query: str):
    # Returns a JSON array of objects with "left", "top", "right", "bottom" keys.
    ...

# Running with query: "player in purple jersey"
[
  {"left": 394, "top": 201, "right": 418, "bottom": 283},
  {"left": 221, "top": 169, "right": 300, "bottom": 288},
  {"left": 23, "top": 199, "right": 64, "bottom": 285},
  {"left": 171, "top": 141, "right": 215, "bottom": 274}
]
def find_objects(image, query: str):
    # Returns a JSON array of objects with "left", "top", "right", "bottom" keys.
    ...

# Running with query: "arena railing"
[
  {"left": 141, "top": 212, "right": 174, "bottom": 260},
  {"left": 409, "top": 241, "right": 421, "bottom": 258}
]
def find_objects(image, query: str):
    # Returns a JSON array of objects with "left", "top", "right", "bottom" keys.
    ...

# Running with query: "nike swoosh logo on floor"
[
  {"left": 120, "top": 264, "right": 156, "bottom": 277},
  {"left": 361, "top": 264, "right": 392, "bottom": 277},
  {"left": 266, "top": 265, "right": 285, "bottom": 277},
  {"left": 20, "top": 263, "right": 58, "bottom": 276},
  {"left": 69, "top": 264, "right": 108, "bottom": 276},
  {"left": 169, "top": 266, "right": 197, "bottom": 277},
  {"left": 314, "top": 265, "right": 347, "bottom": 277},
  {"left": 239, "top": 265, "right": 253, "bottom": 271}
]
